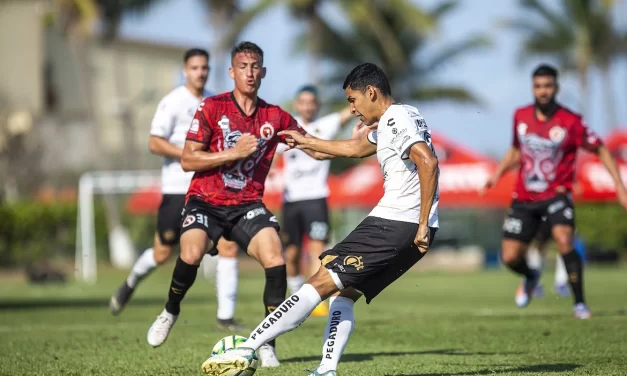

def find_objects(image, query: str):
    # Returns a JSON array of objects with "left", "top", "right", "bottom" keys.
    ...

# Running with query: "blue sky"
[{"left": 120, "top": 0, "right": 627, "bottom": 157}]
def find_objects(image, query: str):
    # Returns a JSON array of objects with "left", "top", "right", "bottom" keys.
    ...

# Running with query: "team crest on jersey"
[
  {"left": 517, "top": 122, "right": 528, "bottom": 135},
  {"left": 343, "top": 255, "right": 364, "bottom": 271},
  {"left": 182, "top": 214, "right": 196, "bottom": 228},
  {"left": 189, "top": 119, "right": 199, "bottom": 134},
  {"left": 260, "top": 122, "right": 275, "bottom": 140},
  {"left": 549, "top": 126, "right": 566, "bottom": 143}
]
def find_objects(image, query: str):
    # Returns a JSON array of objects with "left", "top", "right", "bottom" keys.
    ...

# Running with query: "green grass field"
[{"left": 1, "top": 263, "right": 626, "bottom": 376}]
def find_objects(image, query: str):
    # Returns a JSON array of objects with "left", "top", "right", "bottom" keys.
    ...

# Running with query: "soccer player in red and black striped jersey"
[
  {"left": 146, "top": 42, "right": 305, "bottom": 366},
  {"left": 483, "top": 64, "right": 627, "bottom": 319}
]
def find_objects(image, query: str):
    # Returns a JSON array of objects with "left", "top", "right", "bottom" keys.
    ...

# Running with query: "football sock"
[
  {"left": 287, "top": 275, "right": 305, "bottom": 295},
  {"left": 244, "top": 284, "right": 322, "bottom": 350},
  {"left": 165, "top": 257, "right": 199, "bottom": 315},
  {"left": 554, "top": 254, "right": 569, "bottom": 286},
  {"left": 562, "top": 250, "right": 584, "bottom": 304},
  {"left": 506, "top": 257, "right": 536, "bottom": 279},
  {"left": 126, "top": 248, "right": 157, "bottom": 289},
  {"left": 263, "top": 265, "right": 288, "bottom": 348},
  {"left": 318, "top": 297, "right": 355, "bottom": 373},
  {"left": 216, "top": 256, "right": 238, "bottom": 320}
]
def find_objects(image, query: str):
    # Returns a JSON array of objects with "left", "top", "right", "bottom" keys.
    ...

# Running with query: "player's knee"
[
  {"left": 552, "top": 225, "right": 573, "bottom": 253},
  {"left": 180, "top": 231, "right": 213, "bottom": 265},
  {"left": 284, "top": 245, "right": 300, "bottom": 265},
  {"left": 307, "top": 240, "right": 326, "bottom": 258},
  {"left": 338, "top": 287, "right": 362, "bottom": 303},
  {"left": 217, "top": 239, "right": 238, "bottom": 258},
  {"left": 249, "top": 228, "right": 284, "bottom": 268},
  {"left": 501, "top": 240, "right": 526, "bottom": 265},
  {"left": 153, "top": 245, "right": 172, "bottom": 265}
]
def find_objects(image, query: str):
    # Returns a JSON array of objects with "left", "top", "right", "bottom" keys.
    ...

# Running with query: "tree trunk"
[
  {"left": 601, "top": 65, "right": 617, "bottom": 131},
  {"left": 307, "top": 16, "right": 322, "bottom": 87}
]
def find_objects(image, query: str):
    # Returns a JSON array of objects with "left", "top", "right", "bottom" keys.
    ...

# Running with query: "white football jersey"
[
  {"left": 149, "top": 86, "right": 212, "bottom": 194},
  {"left": 366, "top": 104, "right": 439, "bottom": 227},
  {"left": 279, "top": 113, "right": 342, "bottom": 202}
]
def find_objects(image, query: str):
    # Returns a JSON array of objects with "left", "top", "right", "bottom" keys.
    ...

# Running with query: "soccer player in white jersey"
[
  {"left": 277, "top": 85, "right": 352, "bottom": 316},
  {"left": 201, "top": 63, "right": 439, "bottom": 376},
  {"left": 109, "top": 48, "right": 247, "bottom": 332}
]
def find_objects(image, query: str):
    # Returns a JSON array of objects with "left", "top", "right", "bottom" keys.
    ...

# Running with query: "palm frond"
[{"left": 421, "top": 35, "right": 492, "bottom": 75}]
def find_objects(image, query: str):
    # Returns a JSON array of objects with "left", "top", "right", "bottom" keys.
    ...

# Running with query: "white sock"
[
  {"left": 126, "top": 248, "right": 157, "bottom": 288},
  {"left": 526, "top": 247, "right": 543, "bottom": 271},
  {"left": 243, "top": 284, "right": 321, "bottom": 350},
  {"left": 318, "top": 297, "right": 355, "bottom": 372},
  {"left": 555, "top": 255, "right": 568, "bottom": 286},
  {"left": 216, "top": 256, "right": 238, "bottom": 320},
  {"left": 287, "top": 275, "right": 305, "bottom": 294}
]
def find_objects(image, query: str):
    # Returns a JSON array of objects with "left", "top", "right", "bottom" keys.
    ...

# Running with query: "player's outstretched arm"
[
  {"left": 279, "top": 130, "right": 376, "bottom": 159},
  {"left": 149, "top": 136, "right": 183, "bottom": 159},
  {"left": 180, "top": 134, "right": 258, "bottom": 172},
  {"left": 595, "top": 145, "right": 627, "bottom": 210}
]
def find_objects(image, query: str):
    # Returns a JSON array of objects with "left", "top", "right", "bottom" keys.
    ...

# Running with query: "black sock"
[
  {"left": 505, "top": 258, "right": 536, "bottom": 279},
  {"left": 165, "top": 257, "right": 199, "bottom": 315},
  {"left": 562, "top": 250, "right": 584, "bottom": 304},
  {"left": 263, "top": 265, "right": 287, "bottom": 348}
]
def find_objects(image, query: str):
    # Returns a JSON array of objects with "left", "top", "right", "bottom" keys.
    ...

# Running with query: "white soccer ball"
[{"left": 210, "top": 335, "right": 258, "bottom": 375}]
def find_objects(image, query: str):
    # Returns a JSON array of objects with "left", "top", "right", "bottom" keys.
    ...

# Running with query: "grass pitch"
[{"left": 1, "top": 263, "right": 626, "bottom": 375}]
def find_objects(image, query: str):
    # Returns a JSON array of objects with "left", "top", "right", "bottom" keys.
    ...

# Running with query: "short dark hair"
[
  {"left": 343, "top": 63, "right": 391, "bottom": 97},
  {"left": 296, "top": 84, "right": 319, "bottom": 98},
  {"left": 532, "top": 64, "right": 558, "bottom": 79},
  {"left": 231, "top": 41, "right": 264, "bottom": 64},
  {"left": 184, "top": 48, "right": 209, "bottom": 63}
]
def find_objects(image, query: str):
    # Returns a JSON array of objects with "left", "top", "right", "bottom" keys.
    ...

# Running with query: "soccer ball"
[{"left": 210, "top": 335, "right": 258, "bottom": 375}]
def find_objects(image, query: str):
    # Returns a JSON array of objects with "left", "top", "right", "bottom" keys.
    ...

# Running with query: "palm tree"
[
  {"left": 220, "top": 0, "right": 435, "bottom": 85},
  {"left": 502, "top": 0, "right": 627, "bottom": 128},
  {"left": 309, "top": 0, "right": 490, "bottom": 106}
]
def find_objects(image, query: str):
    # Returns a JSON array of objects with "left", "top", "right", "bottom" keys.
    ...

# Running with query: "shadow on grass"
[
  {"left": 391, "top": 363, "right": 581, "bottom": 376},
  {"left": 282, "top": 349, "right": 525, "bottom": 364},
  {"left": 0, "top": 296, "right": 208, "bottom": 311}
]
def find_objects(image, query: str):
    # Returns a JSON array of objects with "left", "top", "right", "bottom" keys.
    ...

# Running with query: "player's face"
[
  {"left": 345, "top": 86, "right": 377, "bottom": 125},
  {"left": 532, "top": 75, "right": 557, "bottom": 105},
  {"left": 294, "top": 91, "right": 319, "bottom": 122},
  {"left": 229, "top": 52, "right": 266, "bottom": 95},
  {"left": 184, "top": 55, "right": 209, "bottom": 90}
]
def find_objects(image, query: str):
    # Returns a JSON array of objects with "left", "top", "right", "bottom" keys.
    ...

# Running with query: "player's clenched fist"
[{"left": 234, "top": 133, "right": 258, "bottom": 158}]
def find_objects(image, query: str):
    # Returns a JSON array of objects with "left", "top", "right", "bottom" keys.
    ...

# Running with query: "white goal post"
[{"left": 75, "top": 170, "right": 161, "bottom": 283}]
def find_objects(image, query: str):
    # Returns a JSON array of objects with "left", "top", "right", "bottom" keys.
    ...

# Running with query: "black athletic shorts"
[
  {"left": 503, "top": 194, "right": 575, "bottom": 244},
  {"left": 180, "top": 196, "right": 280, "bottom": 251},
  {"left": 535, "top": 216, "right": 552, "bottom": 245},
  {"left": 319, "top": 216, "right": 437, "bottom": 304},
  {"left": 282, "top": 198, "right": 330, "bottom": 247},
  {"left": 156, "top": 194, "right": 186, "bottom": 246}
]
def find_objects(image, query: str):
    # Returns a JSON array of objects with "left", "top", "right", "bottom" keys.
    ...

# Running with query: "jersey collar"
[{"left": 230, "top": 91, "right": 259, "bottom": 118}]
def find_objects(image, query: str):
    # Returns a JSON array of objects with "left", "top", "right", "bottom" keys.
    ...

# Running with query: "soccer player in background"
[
  {"left": 201, "top": 62, "right": 440, "bottom": 376},
  {"left": 109, "top": 48, "right": 246, "bottom": 332},
  {"left": 483, "top": 64, "right": 627, "bottom": 319},
  {"left": 146, "top": 42, "right": 306, "bottom": 368},
  {"left": 276, "top": 85, "right": 352, "bottom": 316}
]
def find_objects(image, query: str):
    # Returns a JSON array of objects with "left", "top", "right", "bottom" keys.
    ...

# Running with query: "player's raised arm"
[
  {"left": 279, "top": 129, "right": 376, "bottom": 159},
  {"left": 181, "top": 102, "right": 258, "bottom": 172}
]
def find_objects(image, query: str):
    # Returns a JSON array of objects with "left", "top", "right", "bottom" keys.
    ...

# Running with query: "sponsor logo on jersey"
[
  {"left": 218, "top": 115, "right": 230, "bottom": 131},
  {"left": 260, "top": 122, "right": 275, "bottom": 140},
  {"left": 189, "top": 119, "right": 199, "bottom": 134}
]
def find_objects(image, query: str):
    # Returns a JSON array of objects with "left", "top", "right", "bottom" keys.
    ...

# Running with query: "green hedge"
[{"left": 0, "top": 200, "right": 625, "bottom": 266}]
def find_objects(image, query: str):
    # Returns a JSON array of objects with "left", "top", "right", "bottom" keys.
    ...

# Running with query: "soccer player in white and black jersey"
[
  {"left": 201, "top": 63, "right": 439, "bottom": 376},
  {"left": 276, "top": 85, "right": 352, "bottom": 316},
  {"left": 109, "top": 48, "right": 247, "bottom": 332}
]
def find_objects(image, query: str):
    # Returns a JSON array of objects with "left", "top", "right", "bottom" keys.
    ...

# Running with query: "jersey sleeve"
[
  {"left": 512, "top": 110, "right": 520, "bottom": 148},
  {"left": 575, "top": 117, "right": 603, "bottom": 152},
  {"left": 367, "top": 130, "right": 378, "bottom": 145},
  {"left": 186, "top": 101, "right": 212, "bottom": 144},
  {"left": 150, "top": 96, "right": 176, "bottom": 138},
  {"left": 278, "top": 112, "right": 307, "bottom": 144},
  {"left": 385, "top": 110, "right": 429, "bottom": 159}
]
